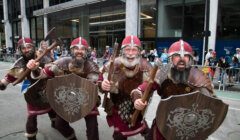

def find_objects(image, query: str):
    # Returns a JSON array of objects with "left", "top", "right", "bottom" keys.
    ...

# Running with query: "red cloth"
[
  {"left": 152, "top": 120, "right": 166, "bottom": 140},
  {"left": 88, "top": 106, "right": 99, "bottom": 116},
  {"left": 43, "top": 66, "right": 54, "bottom": 77},
  {"left": 5, "top": 74, "right": 17, "bottom": 83},
  {"left": 27, "top": 103, "right": 51, "bottom": 116},
  {"left": 106, "top": 106, "right": 147, "bottom": 137},
  {"left": 138, "top": 81, "right": 159, "bottom": 94}
]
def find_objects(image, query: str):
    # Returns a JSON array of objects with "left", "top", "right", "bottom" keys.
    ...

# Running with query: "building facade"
[
  {"left": 2, "top": 0, "right": 240, "bottom": 63},
  {"left": 0, "top": 0, "right": 4, "bottom": 49}
]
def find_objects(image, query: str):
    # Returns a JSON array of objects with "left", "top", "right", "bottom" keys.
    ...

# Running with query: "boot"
[
  {"left": 27, "top": 135, "right": 36, "bottom": 140},
  {"left": 51, "top": 120, "right": 56, "bottom": 129},
  {"left": 67, "top": 134, "right": 78, "bottom": 140}
]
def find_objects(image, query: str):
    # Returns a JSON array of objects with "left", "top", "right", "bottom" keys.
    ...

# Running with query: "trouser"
[
  {"left": 113, "top": 126, "right": 150, "bottom": 140},
  {"left": 84, "top": 115, "right": 99, "bottom": 140},
  {"left": 54, "top": 115, "right": 77, "bottom": 140},
  {"left": 25, "top": 110, "right": 56, "bottom": 140}
]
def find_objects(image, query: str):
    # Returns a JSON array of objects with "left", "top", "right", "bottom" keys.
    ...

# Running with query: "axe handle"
[
  {"left": 131, "top": 64, "right": 158, "bottom": 127},
  {"left": 12, "top": 41, "right": 58, "bottom": 86}
]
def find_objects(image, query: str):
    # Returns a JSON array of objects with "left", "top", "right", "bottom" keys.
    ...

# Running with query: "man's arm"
[
  {"left": 0, "top": 74, "right": 17, "bottom": 90},
  {"left": 27, "top": 59, "right": 55, "bottom": 79}
]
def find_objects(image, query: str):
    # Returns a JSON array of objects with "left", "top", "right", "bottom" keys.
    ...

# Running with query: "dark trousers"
[
  {"left": 26, "top": 110, "right": 56, "bottom": 139},
  {"left": 84, "top": 115, "right": 99, "bottom": 140},
  {"left": 55, "top": 115, "right": 76, "bottom": 140},
  {"left": 55, "top": 114, "right": 98, "bottom": 140}
]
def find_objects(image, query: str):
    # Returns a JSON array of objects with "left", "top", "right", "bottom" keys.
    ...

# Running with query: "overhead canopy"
[{"left": 33, "top": 0, "right": 102, "bottom": 16}]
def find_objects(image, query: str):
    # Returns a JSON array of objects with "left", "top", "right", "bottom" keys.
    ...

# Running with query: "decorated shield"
[
  {"left": 24, "top": 79, "right": 50, "bottom": 108},
  {"left": 46, "top": 73, "right": 98, "bottom": 123},
  {"left": 156, "top": 91, "right": 228, "bottom": 140}
]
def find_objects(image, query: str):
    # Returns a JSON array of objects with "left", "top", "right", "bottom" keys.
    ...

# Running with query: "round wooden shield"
[
  {"left": 46, "top": 73, "right": 98, "bottom": 123},
  {"left": 156, "top": 91, "right": 228, "bottom": 140}
]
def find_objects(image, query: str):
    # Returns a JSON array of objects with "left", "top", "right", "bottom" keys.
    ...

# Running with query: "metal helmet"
[
  {"left": 70, "top": 37, "right": 89, "bottom": 49},
  {"left": 168, "top": 40, "right": 193, "bottom": 58},
  {"left": 121, "top": 35, "right": 141, "bottom": 49},
  {"left": 17, "top": 37, "right": 34, "bottom": 49}
]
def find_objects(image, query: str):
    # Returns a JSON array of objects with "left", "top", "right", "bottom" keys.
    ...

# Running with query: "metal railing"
[
  {"left": 0, "top": 53, "right": 16, "bottom": 62},
  {"left": 193, "top": 65, "right": 240, "bottom": 91}
]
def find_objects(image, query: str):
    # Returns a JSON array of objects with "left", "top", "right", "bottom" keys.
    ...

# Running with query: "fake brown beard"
[
  {"left": 22, "top": 49, "right": 35, "bottom": 61},
  {"left": 169, "top": 67, "right": 191, "bottom": 84},
  {"left": 69, "top": 57, "right": 86, "bottom": 74}
]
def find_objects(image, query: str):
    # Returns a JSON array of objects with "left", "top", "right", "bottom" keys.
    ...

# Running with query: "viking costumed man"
[
  {"left": 98, "top": 35, "right": 152, "bottom": 140},
  {"left": 132, "top": 40, "right": 220, "bottom": 140},
  {"left": 27, "top": 37, "right": 100, "bottom": 140},
  {"left": 0, "top": 37, "right": 61, "bottom": 140}
]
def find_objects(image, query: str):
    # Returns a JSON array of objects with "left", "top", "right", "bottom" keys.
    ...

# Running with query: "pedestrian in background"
[
  {"left": 205, "top": 48, "right": 213, "bottom": 62},
  {"left": 103, "top": 45, "right": 111, "bottom": 65},
  {"left": 160, "top": 48, "right": 168, "bottom": 65},
  {"left": 192, "top": 50, "right": 199, "bottom": 65}
]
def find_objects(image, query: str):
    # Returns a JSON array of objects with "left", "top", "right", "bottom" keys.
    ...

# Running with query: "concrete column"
[
  {"left": 208, "top": 0, "right": 219, "bottom": 51},
  {"left": 125, "top": 0, "right": 138, "bottom": 36},
  {"left": 157, "top": 0, "right": 168, "bottom": 37},
  {"left": 2, "top": 0, "right": 13, "bottom": 48},
  {"left": 20, "top": 0, "right": 30, "bottom": 37},
  {"left": 43, "top": 0, "right": 49, "bottom": 37}
]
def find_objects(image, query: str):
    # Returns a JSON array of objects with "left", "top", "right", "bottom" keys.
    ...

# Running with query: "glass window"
[
  {"left": 48, "top": 1, "right": 125, "bottom": 56},
  {"left": 30, "top": 18, "right": 36, "bottom": 40},
  {"left": 26, "top": 0, "right": 43, "bottom": 17},
  {"left": 157, "top": 0, "right": 184, "bottom": 38},
  {"left": 217, "top": 0, "right": 240, "bottom": 39},
  {"left": 89, "top": 2, "right": 125, "bottom": 56},
  {"left": 36, "top": 16, "right": 44, "bottom": 40},
  {"left": 17, "top": 21, "right": 22, "bottom": 37},
  {"left": 140, "top": 0, "right": 156, "bottom": 38},
  {"left": 8, "top": 0, "right": 21, "bottom": 21},
  {"left": 157, "top": 0, "right": 205, "bottom": 38}
]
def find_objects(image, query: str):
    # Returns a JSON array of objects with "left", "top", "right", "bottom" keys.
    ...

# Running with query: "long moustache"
[{"left": 121, "top": 56, "right": 140, "bottom": 68}]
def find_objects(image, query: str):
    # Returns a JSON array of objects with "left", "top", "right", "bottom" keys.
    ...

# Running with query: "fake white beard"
[
  {"left": 120, "top": 56, "right": 140, "bottom": 78},
  {"left": 120, "top": 56, "right": 140, "bottom": 68}
]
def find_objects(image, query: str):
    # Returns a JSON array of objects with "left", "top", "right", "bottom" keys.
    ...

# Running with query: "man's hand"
[
  {"left": 101, "top": 79, "right": 111, "bottom": 92},
  {"left": 0, "top": 80, "right": 7, "bottom": 90},
  {"left": 27, "top": 59, "right": 39, "bottom": 70},
  {"left": 134, "top": 99, "right": 147, "bottom": 111}
]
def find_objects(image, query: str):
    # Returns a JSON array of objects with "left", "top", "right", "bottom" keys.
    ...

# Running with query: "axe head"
[{"left": 44, "top": 27, "right": 56, "bottom": 41}]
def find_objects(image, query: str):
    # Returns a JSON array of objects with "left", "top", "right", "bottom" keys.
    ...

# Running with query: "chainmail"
[{"left": 117, "top": 98, "right": 134, "bottom": 124}]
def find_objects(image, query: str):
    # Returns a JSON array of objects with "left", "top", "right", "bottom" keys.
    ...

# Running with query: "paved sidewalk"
[{"left": 216, "top": 90, "right": 240, "bottom": 100}]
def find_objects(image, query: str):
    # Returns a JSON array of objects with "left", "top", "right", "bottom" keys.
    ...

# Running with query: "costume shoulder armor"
[
  {"left": 140, "top": 58, "right": 152, "bottom": 72},
  {"left": 100, "top": 57, "right": 121, "bottom": 73},
  {"left": 188, "top": 67, "right": 213, "bottom": 93},
  {"left": 11, "top": 57, "right": 26, "bottom": 69},
  {"left": 85, "top": 60, "right": 100, "bottom": 74},
  {"left": 53, "top": 57, "right": 72, "bottom": 70},
  {"left": 154, "top": 59, "right": 171, "bottom": 85},
  {"left": 8, "top": 57, "right": 26, "bottom": 78}
]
